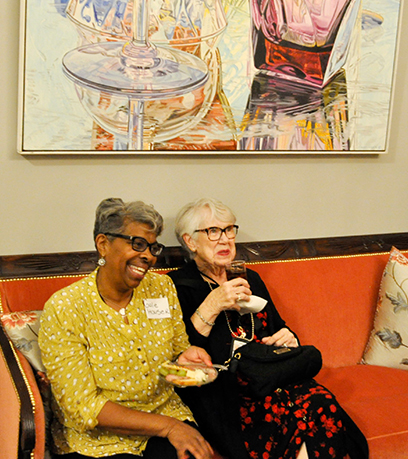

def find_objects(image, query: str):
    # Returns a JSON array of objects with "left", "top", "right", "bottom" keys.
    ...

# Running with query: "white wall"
[{"left": 1, "top": 1, "right": 408, "bottom": 256}]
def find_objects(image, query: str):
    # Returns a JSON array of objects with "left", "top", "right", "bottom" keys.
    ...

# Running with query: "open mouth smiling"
[{"left": 128, "top": 264, "right": 148, "bottom": 277}]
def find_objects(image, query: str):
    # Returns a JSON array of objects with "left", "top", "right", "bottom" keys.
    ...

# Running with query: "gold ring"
[{"left": 237, "top": 294, "right": 242, "bottom": 302}]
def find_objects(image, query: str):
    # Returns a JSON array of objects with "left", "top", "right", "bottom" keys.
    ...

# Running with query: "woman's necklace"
[
  {"left": 96, "top": 270, "right": 133, "bottom": 323},
  {"left": 224, "top": 311, "right": 254, "bottom": 341},
  {"left": 99, "top": 291, "right": 133, "bottom": 323},
  {"left": 201, "top": 271, "right": 254, "bottom": 342}
]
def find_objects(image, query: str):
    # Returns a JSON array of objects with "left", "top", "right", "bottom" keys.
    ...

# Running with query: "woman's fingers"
[
  {"left": 203, "top": 278, "right": 251, "bottom": 315},
  {"left": 227, "top": 277, "right": 251, "bottom": 290},
  {"left": 167, "top": 421, "right": 214, "bottom": 459},
  {"left": 178, "top": 434, "right": 214, "bottom": 459},
  {"left": 262, "top": 328, "right": 299, "bottom": 347},
  {"left": 223, "top": 279, "right": 251, "bottom": 303},
  {"left": 178, "top": 346, "right": 213, "bottom": 367}
]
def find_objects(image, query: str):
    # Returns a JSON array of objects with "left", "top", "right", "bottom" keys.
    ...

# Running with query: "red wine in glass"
[{"left": 226, "top": 260, "right": 247, "bottom": 281}]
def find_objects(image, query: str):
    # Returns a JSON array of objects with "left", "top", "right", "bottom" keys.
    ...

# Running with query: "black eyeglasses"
[
  {"left": 104, "top": 233, "right": 165, "bottom": 256},
  {"left": 194, "top": 225, "right": 239, "bottom": 241}
]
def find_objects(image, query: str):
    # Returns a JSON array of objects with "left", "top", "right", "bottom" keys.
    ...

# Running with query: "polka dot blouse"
[{"left": 38, "top": 269, "right": 194, "bottom": 457}]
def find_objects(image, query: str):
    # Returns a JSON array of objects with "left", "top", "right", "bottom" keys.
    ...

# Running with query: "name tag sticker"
[{"left": 143, "top": 298, "right": 171, "bottom": 319}]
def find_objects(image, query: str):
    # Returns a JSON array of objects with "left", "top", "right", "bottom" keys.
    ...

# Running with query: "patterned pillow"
[
  {"left": 0, "top": 310, "right": 46, "bottom": 372},
  {"left": 363, "top": 247, "right": 408, "bottom": 369},
  {"left": 0, "top": 310, "right": 53, "bottom": 458}
]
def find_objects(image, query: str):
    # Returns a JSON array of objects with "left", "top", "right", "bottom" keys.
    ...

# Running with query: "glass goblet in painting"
[{"left": 62, "top": 0, "right": 227, "bottom": 149}]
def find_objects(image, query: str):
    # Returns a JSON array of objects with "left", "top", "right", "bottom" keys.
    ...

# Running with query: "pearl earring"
[{"left": 98, "top": 257, "right": 106, "bottom": 267}]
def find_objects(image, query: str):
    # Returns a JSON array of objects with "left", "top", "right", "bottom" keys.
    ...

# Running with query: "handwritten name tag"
[{"left": 143, "top": 298, "right": 171, "bottom": 319}]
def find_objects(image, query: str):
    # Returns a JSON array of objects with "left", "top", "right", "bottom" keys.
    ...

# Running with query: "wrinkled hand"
[
  {"left": 178, "top": 346, "right": 213, "bottom": 367},
  {"left": 166, "top": 419, "right": 214, "bottom": 459},
  {"left": 205, "top": 278, "right": 252, "bottom": 314},
  {"left": 261, "top": 328, "right": 298, "bottom": 347}
]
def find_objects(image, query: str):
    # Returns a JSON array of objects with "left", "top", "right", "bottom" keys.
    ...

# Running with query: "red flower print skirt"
[{"left": 239, "top": 378, "right": 349, "bottom": 459}]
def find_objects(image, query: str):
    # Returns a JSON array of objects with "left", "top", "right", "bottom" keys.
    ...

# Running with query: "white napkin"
[{"left": 237, "top": 295, "right": 267, "bottom": 315}]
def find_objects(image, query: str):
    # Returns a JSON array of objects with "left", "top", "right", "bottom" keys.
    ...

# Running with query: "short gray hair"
[
  {"left": 94, "top": 198, "right": 164, "bottom": 243},
  {"left": 175, "top": 198, "right": 236, "bottom": 258}
]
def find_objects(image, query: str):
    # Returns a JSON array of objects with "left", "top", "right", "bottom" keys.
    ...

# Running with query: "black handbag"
[{"left": 228, "top": 341, "right": 323, "bottom": 398}]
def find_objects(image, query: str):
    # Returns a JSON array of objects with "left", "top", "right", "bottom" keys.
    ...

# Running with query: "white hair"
[{"left": 175, "top": 198, "right": 236, "bottom": 258}]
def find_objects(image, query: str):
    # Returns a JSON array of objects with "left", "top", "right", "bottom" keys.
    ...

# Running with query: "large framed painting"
[{"left": 18, "top": 0, "right": 403, "bottom": 154}]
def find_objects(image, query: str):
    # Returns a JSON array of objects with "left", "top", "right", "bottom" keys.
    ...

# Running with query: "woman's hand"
[
  {"left": 261, "top": 328, "right": 298, "bottom": 347},
  {"left": 205, "top": 277, "right": 252, "bottom": 314},
  {"left": 166, "top": 419, "right": 214, "bottom": 459},
  {"left": 177, "top": 346, "right": 212, "bottom": 367},
  {"left": 98, "top": 401, "right": 213, "bottom": 459},
  {"left": 191, "top": 278, "right": 252, "bottom": 337}
]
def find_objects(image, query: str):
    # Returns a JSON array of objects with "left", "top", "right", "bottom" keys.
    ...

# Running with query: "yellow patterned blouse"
[{"left": 38, "top": 269, "right": 194, "bottom": 457}]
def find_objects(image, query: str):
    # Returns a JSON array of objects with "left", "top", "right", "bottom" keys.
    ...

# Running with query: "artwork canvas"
[{"left": 18, "top": 0, "right": 402, "bottom": 154}]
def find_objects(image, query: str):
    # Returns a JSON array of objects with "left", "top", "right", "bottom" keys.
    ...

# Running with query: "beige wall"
[{"left": 1, "top": 1, "right": 408, "bottom": 256}]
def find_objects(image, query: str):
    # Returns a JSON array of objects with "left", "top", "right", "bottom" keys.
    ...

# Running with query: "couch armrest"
[{"left": 0, "top": 324, "right": 36, "bottom": 459}]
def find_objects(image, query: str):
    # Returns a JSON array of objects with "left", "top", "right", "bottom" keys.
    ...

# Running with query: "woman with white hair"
[{"left": 168, "top": 197, "right": 368, "bottom": 459}]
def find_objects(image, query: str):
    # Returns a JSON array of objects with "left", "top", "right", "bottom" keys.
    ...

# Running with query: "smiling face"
[
  {"left": 96, "top": 220, "right": 158, "bottom": 296},
  {"left": 184, "top": 210, "right": 237, "bottom": 273}
]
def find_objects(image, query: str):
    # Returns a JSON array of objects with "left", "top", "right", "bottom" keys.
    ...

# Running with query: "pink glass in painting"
[{"left": 250, "top": 0, "right": 361, "bottom": 87}]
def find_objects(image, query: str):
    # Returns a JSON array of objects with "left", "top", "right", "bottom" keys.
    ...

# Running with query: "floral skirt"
[{"left": 239, "top": 379, "right": 349, "bottom": 459}]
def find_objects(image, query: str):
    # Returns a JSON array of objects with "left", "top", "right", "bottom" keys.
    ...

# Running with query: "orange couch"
[
  {"left": 1, "top": 233, "right": 408, "bottom": 459},
  {"left": 250, "top": 254, "right": 408, "bottom": 459}
]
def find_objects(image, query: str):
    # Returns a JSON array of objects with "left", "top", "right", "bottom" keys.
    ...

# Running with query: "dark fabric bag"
[{"left": 229, "top": 342, "right": 323, "bottom": 398}]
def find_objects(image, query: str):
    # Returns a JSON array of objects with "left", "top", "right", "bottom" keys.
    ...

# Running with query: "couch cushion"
[
  {"left": 316, "top": 365, "right": 408, "bottom": 459},
  {"left": 1, "top": 310, "right": 45, "bottom": 372},
  {"left": 248, "top": 253, "right": 393, "bottom": 368},
  {"left": 0, "top": 310, "right": 54, "bottom": 458},
  {"left": 363, "top": 247, "right": 408, "bottom": 370}
]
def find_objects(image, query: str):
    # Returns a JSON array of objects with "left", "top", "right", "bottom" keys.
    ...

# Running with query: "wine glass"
[
  {"left": 62, "top": 0, "right": 209, "bottom": 150},
  {"left": 226, "top": 260, "right": 247, "bottom": 281}
]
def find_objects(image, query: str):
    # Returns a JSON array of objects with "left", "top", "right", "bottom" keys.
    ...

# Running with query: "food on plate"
[{"left": 159, "top": 361, "right": 217, "bottom": 387}]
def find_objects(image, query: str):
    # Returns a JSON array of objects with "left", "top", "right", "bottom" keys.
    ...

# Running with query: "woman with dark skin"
[
  {"left": 39, "top": 198, "right": 214, "bottom": 459},
  {"left": 168, "top": 198, "right": 369, "bottom": 459}
]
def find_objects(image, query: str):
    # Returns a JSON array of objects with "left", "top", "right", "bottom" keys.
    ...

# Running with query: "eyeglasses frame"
[
  {"left": 103, "top": 232, "right": 165, "bottom": 256},
  {"left": 194, "top": 224, "right": 239, "bottom": 241}
]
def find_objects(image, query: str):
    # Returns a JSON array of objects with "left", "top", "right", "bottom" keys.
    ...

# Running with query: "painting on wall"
[{"left": 18, "top": 0, "right": 402, "bottom": 154}]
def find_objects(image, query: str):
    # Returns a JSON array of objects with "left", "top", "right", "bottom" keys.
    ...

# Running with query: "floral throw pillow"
[
  {"left": 1, "top": 310, "right": 53, "bottom": 458},
  {"left": 0, "top": 310, "right": 46, "bottom": 372},
  {"left": 363, "top": 247, "right": 408, "bottom": 369}
]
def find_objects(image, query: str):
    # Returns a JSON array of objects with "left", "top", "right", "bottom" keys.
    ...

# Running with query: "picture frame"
[{"left": 17, "top": 0, "right": 403, "bottom": 154}]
